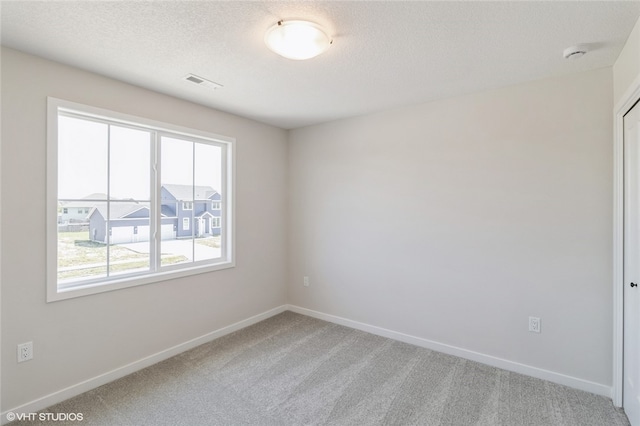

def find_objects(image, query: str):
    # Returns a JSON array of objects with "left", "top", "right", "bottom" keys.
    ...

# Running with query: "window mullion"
[
  {"left": 220, "top": 143, "right": 227, "bottom": 260},
  {"left": 192, "top": 141, "right": 196, "bottom": 261},
  {"left": 151, "top": 132, "right": 160, "bottom": 272},
  {"left": 106, "top": 124, "right": 111, "bottom": 277}
]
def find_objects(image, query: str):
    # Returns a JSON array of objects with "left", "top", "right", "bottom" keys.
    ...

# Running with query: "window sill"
[{"left": 46, "top": 260, "right": 235, "bottom": 302}]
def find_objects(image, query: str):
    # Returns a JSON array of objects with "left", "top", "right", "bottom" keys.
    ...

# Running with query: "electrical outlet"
[
  {"left": 303, "top": 276, "right": 310, "bottom": 287},
  {"left": 528, "top": 317, "right": 541, "bottom": 333},
  {"left": 17, "top": 342, "right": 33, "bottom": 362}
]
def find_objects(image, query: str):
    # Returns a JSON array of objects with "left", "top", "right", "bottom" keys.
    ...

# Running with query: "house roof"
[
  {"left": 195, "top": 211, "right": 215, "bottom": 219},
  {"left": 89, "top": 202, "right": 178, "bottom": 220},
  {"left": 60, "top": 201, "right": 95, "bottom": 209},
  {"left": 89, "top": 202, "right": 149, "bottom": 220},
  {"left": 161, "top": 205, "right": 176, "bottom": 218},
  {"left": 82, "top": 193, "right": 108, "bottom": 200},
  {"left": 60, "top": 193, "right": 109, "bottom": 208},
  {"left": 162, "top": 184, "right": 218, "bottom": 201}
]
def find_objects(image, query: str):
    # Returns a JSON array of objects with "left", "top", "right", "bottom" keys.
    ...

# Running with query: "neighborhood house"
[
  {"left": 58, "top": 193, "right": 108, "bottom": 223},
  {"left": 83, "top": 184, "right": 221, "bottom": 244}
]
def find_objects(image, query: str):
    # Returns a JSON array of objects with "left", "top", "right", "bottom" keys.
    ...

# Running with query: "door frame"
[{"left": 613, "top": 73, "right": 640, "bottom": 407}]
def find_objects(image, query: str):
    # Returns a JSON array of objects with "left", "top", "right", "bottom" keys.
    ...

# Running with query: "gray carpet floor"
[{"left": 9, "top": 311, "right": 630, "bottom": 425}]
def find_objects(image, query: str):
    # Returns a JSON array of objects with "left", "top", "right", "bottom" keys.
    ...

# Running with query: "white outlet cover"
[
  {"left": 17, "top": 342, "right": 33, "bottom": 362},
  {"left": 528, "top": 317, "right": 541, "bottom": 333}
]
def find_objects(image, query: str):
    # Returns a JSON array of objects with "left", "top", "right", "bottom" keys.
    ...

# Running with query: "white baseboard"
[
  {"left": 1, "top": 305, "right": 288, "bottom": 425},
  {"left": 286, "top": 304, "right": 612, "bottom": 398}
]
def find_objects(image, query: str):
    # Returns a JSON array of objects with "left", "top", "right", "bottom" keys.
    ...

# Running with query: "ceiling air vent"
[{"left": 183, "top": 74, "right": 223, "bottom": 90}]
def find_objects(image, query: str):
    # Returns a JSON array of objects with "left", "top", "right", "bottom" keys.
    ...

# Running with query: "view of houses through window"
[{"left": 56, "top": 108, "right": 229, "bottom": 290}]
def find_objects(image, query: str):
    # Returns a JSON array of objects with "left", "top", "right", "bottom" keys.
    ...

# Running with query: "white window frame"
[
  {"left": 182, "top": 201, "right": 193, "bottom": 211},
  {"left": 47, "top": 97, "right": 236, "bottom": 302},
  {"left": 182, "top": 217, "right": 190, "bottom": 230},
  {"left": 212, "top": 217, "right": 221, "bottom": 228},
  {"left": 212, "top": 201, "right": 221, "bottom": 210}
]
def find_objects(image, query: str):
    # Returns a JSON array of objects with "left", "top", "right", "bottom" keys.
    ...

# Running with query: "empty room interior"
[{"left": 2, "top": 1, "right": 640, "bottom": 425}]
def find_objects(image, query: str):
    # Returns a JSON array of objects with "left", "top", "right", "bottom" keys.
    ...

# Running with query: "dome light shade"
[{"left": 265, "top": 20, "right": 332, "bottom": 60}]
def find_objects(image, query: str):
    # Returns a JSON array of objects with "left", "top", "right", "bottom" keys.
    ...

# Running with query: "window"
[
  {"left": 62, "top": 208, "right": 68, "bottom": 214},
  {"left": 212, "top": 201, "right": 221, "bottom": 210},
  {"left": 47, "top": 98, "right": 235, "bottom": 301},
  {"left": 212, "top": 217, "right": 221, "bottom": 228}
]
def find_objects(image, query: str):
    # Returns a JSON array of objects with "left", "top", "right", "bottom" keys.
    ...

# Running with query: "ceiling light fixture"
[{"left": 265, "top": 20, "right": 332, "bottom": 60}]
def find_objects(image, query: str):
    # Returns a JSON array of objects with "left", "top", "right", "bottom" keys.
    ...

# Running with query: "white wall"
[
  {"left": 614, "top": 16, "right": 640, "bottom": 106},
  {"left": 1, "top": 47, "right": 288, "bottom": 410},
  {"left": 288, "top": 68, "right": 614, "bottom": 388}
]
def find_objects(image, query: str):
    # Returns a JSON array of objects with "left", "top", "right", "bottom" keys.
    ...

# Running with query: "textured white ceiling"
[{"left": 2, "top": 1, "right": 639, "bottom": 129}]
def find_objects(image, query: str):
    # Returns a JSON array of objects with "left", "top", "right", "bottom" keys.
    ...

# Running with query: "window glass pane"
[
  {"left": 194, "top": 142, "right": 222, "bottom": 262},
  {"left": 161, "top": 136, "right": 194, "bottom": 265},
  {"left": 58, "top": 116, "right": 108, "bottom": 286},
  {"left": 110, "top": 125, "right": 151, "bottom": 200},
  {"left": 58, "top": 220, "right": 107, "bottom": 286},
  {"left": 108, "top": 125, "right": 151, "bottom": 275},
  {"left": 108, "top": 201, "right": 150, "bottom": 276},
  {"left": 58, "top": 115, "right": 107, "bottom": 199}
]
